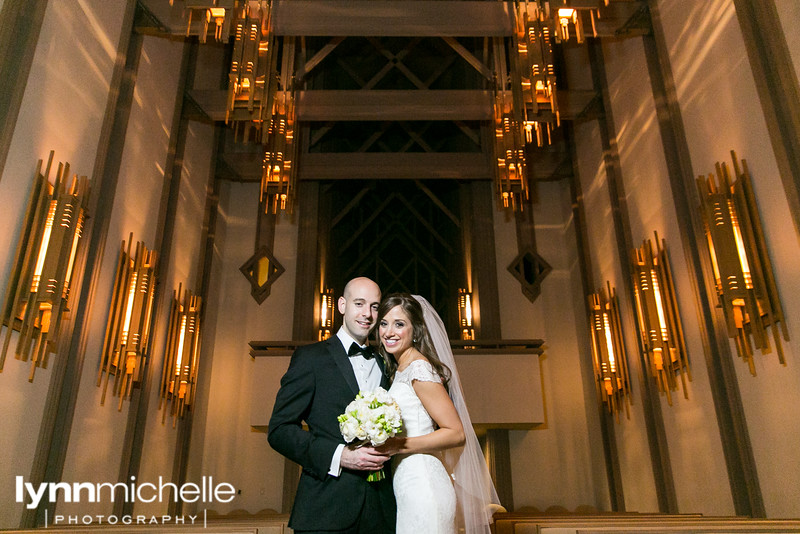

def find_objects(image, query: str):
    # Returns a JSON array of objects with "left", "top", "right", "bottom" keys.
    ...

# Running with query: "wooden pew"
[{"left": 492, "top": 512, "right": 800, "bottom": 534}]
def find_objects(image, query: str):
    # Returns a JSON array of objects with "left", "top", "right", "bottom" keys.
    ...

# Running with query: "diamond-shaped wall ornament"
[
  {"left": 508, "top": 247, "right": 552, "bottom": 303},
  {"left": 240, "top": 245, "right": 285, "bottom": 304}
]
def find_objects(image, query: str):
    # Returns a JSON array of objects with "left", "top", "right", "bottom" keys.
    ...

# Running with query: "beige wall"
[
  {"left": 186, "top": 181, "right": 298, "bottom": 515},
  {"left": 0, "top": 1, "right": 213, "bottom": 526},
  {"left": 601, "top": 24, "right": 734, "bottom": 514},
  {"left": 499, "top": 180, "right": 611, "bottom": 511},
  {"left": 134, "top": 61, "right": 212, "bottom": 516},
  {"left": 0, "top": 0, "right": 128, "bottom": 526},
  {"left": 1, "top": 0, "right": 800, "bottom": 526},
  {"left": 58, "top": 30, "right": 186, "bottom": 518},
  {"left": 656, "top": 0, "right": 800, "bottom": 517}
]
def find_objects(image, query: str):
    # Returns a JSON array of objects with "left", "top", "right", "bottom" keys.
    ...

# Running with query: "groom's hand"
[{"left": 340, "top": 445, "right": 390, "bottom": 472}]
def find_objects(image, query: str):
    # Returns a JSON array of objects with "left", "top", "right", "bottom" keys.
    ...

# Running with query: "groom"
[{"left": 268, "top": 277, "right": 396, "bottom": 533}]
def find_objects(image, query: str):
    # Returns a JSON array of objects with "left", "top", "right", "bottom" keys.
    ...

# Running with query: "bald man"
[{"left": 268, "top": 277, "right": 396, "bottom": 533}]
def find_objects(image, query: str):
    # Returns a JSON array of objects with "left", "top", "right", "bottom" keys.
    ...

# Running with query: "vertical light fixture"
[
  {"left": 226, "top": 0, "right": 275, "bottom": 143},
  {"left": 632, "top": 234, "right": 690, "bottom": 404},
  {"left": 492, "top": 34, "right": 529, "bottom": 211},
  {"left": 319, "top": 288, "right": 334, "bottom": 341},
  {"left": 98, "top": 235, "right": 158, "bottom": 410},
  {"left": 458, "top": 288, "right": 475, "bottom": 341},
  {"left": 0, "top": 152, "right": 89, "bottom": 382},
  {"left": 497, "top": 0, "right": 607, "bottom": 178},
  {"left": 160, "top": 284, "right": 202, "bottom": 426},
  {"left": 588, "top": 283, "right": 631, "bottom": 420},
  {"left": 697, "top": 151, "right": 789, "bottom": 375},
  {"left": 261, "top": 85, "right": 296, "bottom": 214},
  {"left": 514, "top": 0, "right": 560, "bottom": 147},
  {"left": 174, "top": 0, "right": 237, "bottom": 43}
]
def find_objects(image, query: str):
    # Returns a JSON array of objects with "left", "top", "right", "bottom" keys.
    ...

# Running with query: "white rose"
[
  {"left": 371, "top": 428, "right": 389, "bottom": 446},
  {"left": 340, "top": 418, "right": 359, "bottom": 442}
]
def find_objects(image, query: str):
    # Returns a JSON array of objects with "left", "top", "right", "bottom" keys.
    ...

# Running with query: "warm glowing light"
[
  {"left": 208, "top": 7, "right": 225, "bottom": 19},
  {"left": 632, "top": 234, "right": 690, "bottom": 404},
  {"left": 319, "top": 288, "right": 334, "bottom": 340},
  {"left": 650, "top": 270, "right": 668, "bottom": 340},
  {"left": 728, "top": 202, "right": 753, "bottom": 289},
  {"left": 458, "top": 289, "right": 475, "bottom": 341},
  {"left": 697, "top": 151, "right": 788, "bottom": 375},
  {"left": 602, "top": 313, "right": 616, "bottom": 372},
  {"left": 0, "top": 153, "right": 89, "bottom": 382},
  {"left": 161, "top": 285, "right": 202, "bottom": 425},
  {"left": 588, "top": 283, "right": 630, "bottom": 420},
  {"left": 98, "top": 236, "right": 158, "bottom": 409}
]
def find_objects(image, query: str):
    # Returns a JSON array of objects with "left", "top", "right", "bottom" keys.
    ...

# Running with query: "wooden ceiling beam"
[
  {"left": 188, "top": 89, "right": 597, "bottom": 122},
  {"left": 273, "top": 1, "right": 513, "bottom": 37},
  {"left": 136, "top": 0, "right": 513, "bottom": 37}
]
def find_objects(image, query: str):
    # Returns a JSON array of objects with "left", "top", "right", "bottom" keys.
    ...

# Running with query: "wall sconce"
[
  {"left": 319, "top": 288, "right": 334, "bottom": 341},
  {"left": 98, "top": 235, "right": 157, "bottom": 410},
  {"left": 458, "top": 288, "right": 475, "bottom": 341},
  {"left": 588, "top": 283, "right": 631, "bottom": 420},
  {"left": 632, "top": 233, "right": 690, "bottom": 404},
  {"left": 697, "top": 151, "right": 789, "bottom": 375},
  {"left": 160, "top": 285, "right": 202, "bottom": 426},
  {"left": 0, "top": 152, "right": 88, "bottom": 382}
]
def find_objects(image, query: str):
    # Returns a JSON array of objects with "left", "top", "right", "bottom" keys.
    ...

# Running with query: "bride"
[{"left": 376, "top": 293, "right": 501, "bottom": 534}]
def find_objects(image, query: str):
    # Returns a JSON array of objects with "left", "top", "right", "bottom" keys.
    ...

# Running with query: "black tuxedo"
[{"left": 268, "top": 336, "right": 396, "bottom": 532}]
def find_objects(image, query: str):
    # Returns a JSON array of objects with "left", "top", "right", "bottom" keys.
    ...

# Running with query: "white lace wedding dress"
[{"left": 389, "top": 359, "right": 456, "bottom": 534}]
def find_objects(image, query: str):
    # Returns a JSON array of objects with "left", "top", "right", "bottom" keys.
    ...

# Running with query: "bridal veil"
[{"left": 412, "top": 295, "right": 502, "bottom": 534}]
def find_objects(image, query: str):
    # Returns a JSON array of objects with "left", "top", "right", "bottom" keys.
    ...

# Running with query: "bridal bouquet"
[{"left": 338, "top": 387, "right": 403, "bottom": 481}]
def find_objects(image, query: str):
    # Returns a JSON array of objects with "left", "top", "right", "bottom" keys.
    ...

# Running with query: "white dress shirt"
[{"left": 329, "top": 327, "right": 383, "bottom": 476}]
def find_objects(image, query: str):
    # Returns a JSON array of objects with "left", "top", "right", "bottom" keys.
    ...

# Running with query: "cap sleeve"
[{"left": 407, "top": 359, "right": 442, "bottom": 384}]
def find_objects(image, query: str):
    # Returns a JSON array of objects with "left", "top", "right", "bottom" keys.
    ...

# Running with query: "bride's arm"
[{"left": 384, "top": 380, "right": 466, "bottom": 455}]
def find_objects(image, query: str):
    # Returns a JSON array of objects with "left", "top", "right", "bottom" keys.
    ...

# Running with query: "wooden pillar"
[
  {"left": 643, "top": 1, "right": 765, "bottom": 517},
  {"left": 586, "top": 37, "right": 678, "bottom": 514},
  {"left": 292, "top": 180, "right": 320, "bottom": 342},
  {"left": 461, "top": 180, "right": 514, "bottom": 508},
  {"left": 280, "top": 179, "right": 322, "bottom": 513},
  {"left": 732, "top": 0, "right": 800, "bottom": 241},
  {"left": 0, "top": 0, "right": 48, "bottom": 181},
  {"left": 466, "top": 180, "right": 501, "bottom": 340},
  {"left": 565, "top": 121, "right": 625, "bottom": 511},
  {"left": 486, "top": 429, "right": 514, "bottom": 512}
]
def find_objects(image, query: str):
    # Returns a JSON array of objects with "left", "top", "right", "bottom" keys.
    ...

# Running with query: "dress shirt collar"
[{"left": 336, "top": 327, "right": 366, "bottom": 355}]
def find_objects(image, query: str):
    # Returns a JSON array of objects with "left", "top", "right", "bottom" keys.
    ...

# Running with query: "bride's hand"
[{"left": 376, "top": 437, "right": 406, "bottom": 456}]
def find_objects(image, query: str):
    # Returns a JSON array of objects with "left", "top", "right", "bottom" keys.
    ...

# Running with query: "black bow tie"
[{"left": 348, "top": 342, "right": 374, "bottom": 360}]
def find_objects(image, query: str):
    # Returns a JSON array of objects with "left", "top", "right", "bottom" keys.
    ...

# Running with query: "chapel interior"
[{"left": 1, "top": 0, "right": 800, "bottom": 532}]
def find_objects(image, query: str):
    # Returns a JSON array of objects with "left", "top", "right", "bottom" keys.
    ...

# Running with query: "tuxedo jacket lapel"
[{"left": 329, "top": 337, "right": 360, "bottom": 396}]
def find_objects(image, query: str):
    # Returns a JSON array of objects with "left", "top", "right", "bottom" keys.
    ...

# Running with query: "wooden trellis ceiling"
[
  {"left": 324, "top": 179, "right": 464, "bottom": 330},
  {"left": 137, "top": 0, "right": 648, "bottom": 183}
]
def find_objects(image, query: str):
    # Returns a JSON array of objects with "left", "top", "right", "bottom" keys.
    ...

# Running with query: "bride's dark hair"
[{"left": 377, "top": 292, "right": 451, "bottom": 390}]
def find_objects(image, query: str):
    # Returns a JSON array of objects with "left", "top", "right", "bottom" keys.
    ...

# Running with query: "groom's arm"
[{"left": 267, "top": 348, "right": 341, "bottom": 480}]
